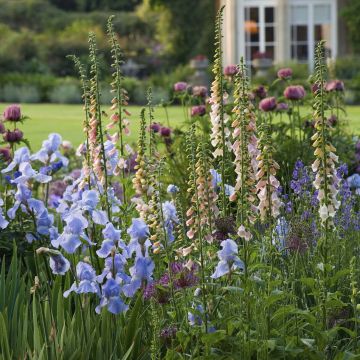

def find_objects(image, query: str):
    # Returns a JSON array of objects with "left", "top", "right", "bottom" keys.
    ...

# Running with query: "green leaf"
[{"left": 201, "top": 330, "right": 226, "bottom": 346}]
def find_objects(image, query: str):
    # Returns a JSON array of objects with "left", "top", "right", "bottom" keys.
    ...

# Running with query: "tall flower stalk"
[
  {"left": 311, "top": 40, "right": 340, "bottom": 330},
  {"left": 256, "top": 123, "right": 281, "bottom": 222},
  {"left": 210, "top": 6, "right": 231, "bottom": 216},
  {"left": 185, "top": 125, "right": 209, "bottom": 333},
  {"left": 311, "top": 40, "right": 340, "bottom": 230},
  {"left": 230, "top": 59, "right": 258, "bottom": 238},
  {"left": 88, "top": 33, "right": 110, "bottom": 217},
  {"left": 69, "top": 55, "right": 91, "bottom": 188},
  {"left": 107, "top": 16, "right": 130, "bottom": 204}
]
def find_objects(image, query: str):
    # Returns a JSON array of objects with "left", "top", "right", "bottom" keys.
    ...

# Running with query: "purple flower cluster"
[{"left": 144, "top": 262, "right": 199, "bottom": 303}]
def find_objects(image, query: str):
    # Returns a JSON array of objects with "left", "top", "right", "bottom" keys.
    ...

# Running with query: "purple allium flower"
[
  {"left": 276, "top": 102, "right": 289, "bottom": 112},
  {"left": 277, "top": 68, "right": 293, "bottom": 80},
  {"left": 328, "top": 114, "right": 337, "bottom": 126},
  {"left": 284, "top": 85, "right": 306, "bottom": 100},
  {"left": 253, "top": 85, "right": 267, "bottom": 99},
  {"left": 0, "top": 122, "right": 5, "bottom": 134},
  {"left": 192, "top": 86, "right": 208, "bottom": 97},
  {"left": 325, "top": 80, "right": 345, "bottom": 92},
  {"left": 224, "top": 64, "right": 238, "bottom": 77},
  {"left": 150, "top": 122, "right": 161, "bottom": 133},
  {"left": 259, "top": 97, "right": 277, "bottom": 112},
  {"left": 160, "top": 325, "right": 177, "bottom": 340},
  {"left": 160, "top": 127, "right": 171, "bottom": 137},
  {"left": 355, "top": 141, "right": 360, "bottom": 153},
  {"left": 3, "top": 104, "right": 21, "bottom": 121},
  {"left": 0, "top": 147, "right": 11, "bottom": 162},
  {"left": 173, "top": 82, "right": 187, "bottom": 92},
  {"left": 191, "top": 105, "right": 206, "bottom": 117},
  {"left": 3, "top": 129, "right": 23, "bottom": 143},
  {"left": 49, "top": 180, "right": 67, "bottom": 197}
]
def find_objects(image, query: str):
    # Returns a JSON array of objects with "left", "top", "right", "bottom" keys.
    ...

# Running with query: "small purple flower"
[
  {"left": 0, "top": 147, "right": 11, "bottom": 162},
  {"left": 253, "top": 85, "right": 267, "bottom": 99},
  {"left": 259, "top": 97, "right": 276, "bottom": 112},
  {"left": 284, "top": 85, "right": 306, "bottom": 100},
  {"left": 160, "top": 127, "right": 171, "bottom": 137},
  {"left": 3, "top": 104, "right": 21, "bottom": 121},
  {"left": 277, "top": 68, "right": 293, "bottom": 80},
  {"left": 150, "top": 122, "right": 161, "bottom": 133},
  {"left": 276, "top": 102, "right": 289, "bottom": 112},
  {"left": 160, "top": 325, "right": 177, "bottom": 340},
  {"left": 224, "top": 64, "right": 238, "bottom": 77},
  {"left": 3, "top": 129, "right": 23, "bottom": 143},
  {"left": 173, "top": 82, "right": 188, "bottom": 92},
  {"left": 325, "top": 80, "right": 345, "bottom": 92},
  {"left": 191, "top": 105, "right": 206, "bottom": 117},
  {"left": 328, "top": 114, "right": 337, "bottom": 126},
  {"left": 192, "top": 86, "right": 208, "bottom": 97}
]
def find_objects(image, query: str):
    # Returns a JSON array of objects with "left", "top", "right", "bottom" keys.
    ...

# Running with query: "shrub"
[{"left": 0, "top": 84, "right": 40, "bottom": 103}]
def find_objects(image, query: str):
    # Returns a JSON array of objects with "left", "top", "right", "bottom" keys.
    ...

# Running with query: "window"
[
  {"left": 290, "top": 2, "right": 334, "bottom": 68},
  {"left": 244, "top": 5, "right": 276, "bottom": 65}
]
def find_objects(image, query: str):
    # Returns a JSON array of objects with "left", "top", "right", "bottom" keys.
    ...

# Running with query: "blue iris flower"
[
  {"left": 167, "top": 184, "right": 179, "bottom": 194},
  {"left": 96, "top": 223, "right": 122, "bottom": 258},
  {"left": 49, "top": 253, "right": 70, "bottom": 275},
  {"left": 211, "top": 239, "right": 244, "bottom": 279},
  {"left": 123, "top": 256, "right": 154, "bottom": 298},
  {"left": 64, "top": 262, "right": 99, "bottom": 297},
  {"left": 95, "top": 278, "right": 129, "bottom": 315}
]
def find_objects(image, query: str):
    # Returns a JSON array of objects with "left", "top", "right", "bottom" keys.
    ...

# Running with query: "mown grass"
[{"left": 1, "top": 103, "right": 359, "bottom": 150}]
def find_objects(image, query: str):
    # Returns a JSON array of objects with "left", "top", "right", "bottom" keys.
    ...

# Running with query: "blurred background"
[{"left": 0, "top": 0, "right": 360, "bottom": 104}]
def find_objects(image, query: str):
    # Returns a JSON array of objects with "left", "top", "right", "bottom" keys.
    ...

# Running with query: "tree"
[
  {"left": 148, "top": 0, "right": 216, "bottom": 65},
  {"left": 341, "top": 0, "right": 360, "bottom": 54}
]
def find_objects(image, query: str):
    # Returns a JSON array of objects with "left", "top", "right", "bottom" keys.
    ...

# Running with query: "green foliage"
[
  {"left": 341, "top": 1, "right": 360, "bottom": 54},
  {"left": 144, "top": 0, "right": 216, "bottom": 64},
  {"left": 0, "top": 250, "right": 150, "bottom": 359}
]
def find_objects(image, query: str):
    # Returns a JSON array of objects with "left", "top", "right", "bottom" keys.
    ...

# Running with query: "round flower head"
[
  {"left": 284, "top": 85, "right": 306, "bottom": 100},
  {"left": 328, "top": 114, "right": 337, "bottom": 127},
  {"left": 355, "top": 141, "right": 360, "bottom": 153},
  {"left": 253, "top": 85, "right": 267, "bottom": 99},
  {"left": 276, "top": 102, "right": 289, "bottom": 112},
  {"left": 3, "top": 129, "right": 23, "bottom": 143},
  {"left": 150, "top": 122, "right": 161, "bottom": 133},
  {"left": 325, "top": 80, "right": 345, "bottom": 92},
  {"left": 3, "top": 104, "right": 21, "bottom": 122},
  {"left": 192, "top": 86, "right": 207, "bottom": 97},
  {"left": 224, "top": 64, "right": 238, "bottom": 77},
  {"left": 191, "top": 105, "right": 206, "bottom": 117},
  {"left": 259, "top": 97, "right": 277, "bottom": 112},
  {"left": 0, "top": 147, "right": 11, "bottom": 162},
  {"left": 160, "top": 127, "right": 171, "bottom": 137},
  {"left": 173, "top": 82, "right": 188, "bottom": 92},
  {"left": 277, "top": 68, "right": 293, "bottom": 80}
]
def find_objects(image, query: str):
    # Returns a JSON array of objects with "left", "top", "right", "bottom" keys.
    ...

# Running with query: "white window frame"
[
  {"left": 289, "top": 0, "right": 337, "bottom": 70},
  {"left": 237, "top": 0, "right": 278, "bottom": 65}
]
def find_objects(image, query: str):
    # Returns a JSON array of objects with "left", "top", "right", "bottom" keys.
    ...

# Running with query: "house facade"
[{"left": 220, "top": 0, "right": 351, "bottom": 70}]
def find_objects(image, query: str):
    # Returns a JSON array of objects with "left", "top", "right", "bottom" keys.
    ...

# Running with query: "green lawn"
[{"left": 1, "top": 103, "right": 359, "bottom": 150}]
